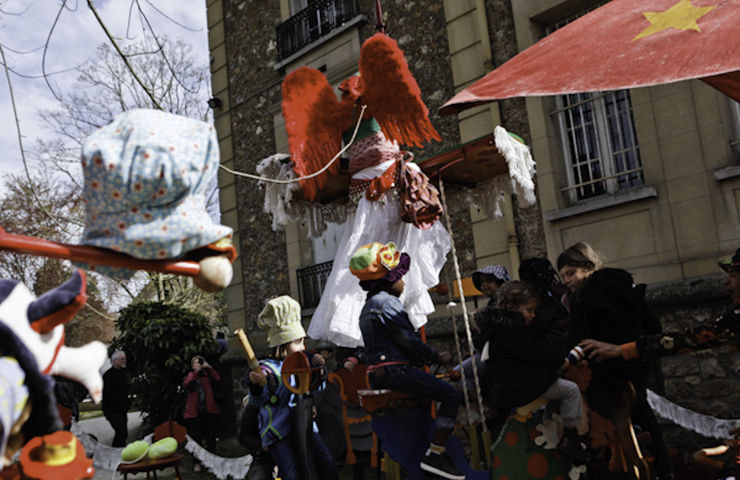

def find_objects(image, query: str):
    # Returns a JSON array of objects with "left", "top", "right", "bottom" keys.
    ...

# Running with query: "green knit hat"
[{"left": 257, "top": 296, "right": 306, "bottom": 348}]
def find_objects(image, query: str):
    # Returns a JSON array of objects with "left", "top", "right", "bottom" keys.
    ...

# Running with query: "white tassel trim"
[
  {"left": 647, "top": 389, "right": 740, "bottom": 439},
  {"left": 494, "top": 125, "right": 537, "bottom": 208},
  {"left": 184, "top": 434, "right": 253, "bottom": 480}
]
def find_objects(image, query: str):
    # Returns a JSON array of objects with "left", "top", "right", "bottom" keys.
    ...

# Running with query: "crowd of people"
[{"left": 97, "top": 242, "right": 740, "bottom": 480}]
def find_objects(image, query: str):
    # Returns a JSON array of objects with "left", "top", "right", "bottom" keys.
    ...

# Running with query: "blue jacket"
[
  {"left": 248, "top": 356, "right": 324, "bottom": 448},
  {"left": 248, "top": 359, "right": 294, "bottom": 448},
  {"left": 359, "top": 291, "right": 439, "bottom": 365}
]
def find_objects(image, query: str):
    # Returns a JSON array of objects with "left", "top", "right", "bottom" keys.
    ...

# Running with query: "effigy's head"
[{"left": 339, "top": 73, "right": 362, "bottom": 102}]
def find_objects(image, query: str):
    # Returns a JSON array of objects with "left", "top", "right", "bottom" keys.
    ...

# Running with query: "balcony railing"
[
  {"left": 296, "top": 260, "right": 334, "bottom": 309},
  {"left": 276, "top": 0, "right": 358, "bottom": 61}
]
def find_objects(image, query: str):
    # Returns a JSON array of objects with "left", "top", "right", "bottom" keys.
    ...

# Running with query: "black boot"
[{"left": 556, "top": 428, "right": 591, "bottom": 464}]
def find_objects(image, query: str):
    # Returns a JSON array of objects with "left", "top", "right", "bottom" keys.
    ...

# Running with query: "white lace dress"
[{"left": 307, "top": 157, "right": 451, "bottom": 348}]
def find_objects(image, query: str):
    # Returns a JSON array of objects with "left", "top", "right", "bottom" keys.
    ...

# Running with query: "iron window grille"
[
  {"left": 276, "top": 0, "right": 358, "bottom": 61},
  {"left": 296, "top": 260, "right": 334, "bottom": 309},
  {"left": 546, "top": 5, "right": 644, "bottom": 202}
]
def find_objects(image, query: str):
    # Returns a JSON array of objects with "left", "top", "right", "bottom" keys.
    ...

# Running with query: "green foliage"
[{"left": 111, "top": 301, "right": 217, "bottom": 429}]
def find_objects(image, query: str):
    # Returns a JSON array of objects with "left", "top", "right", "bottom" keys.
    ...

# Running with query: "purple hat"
[{"left": 472, "top": 265, "right": 511, "bottom": 290}]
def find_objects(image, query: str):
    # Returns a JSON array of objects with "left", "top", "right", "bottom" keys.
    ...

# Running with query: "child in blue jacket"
[
  {"left": 246, "top": 295, "right": 338, "bottom": 480},
  {"left": 350, "top": 242, "right": 463, "bottom": 480}
]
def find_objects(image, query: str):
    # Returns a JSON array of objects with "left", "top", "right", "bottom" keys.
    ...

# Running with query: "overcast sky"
[{"left": 0, "top": 0, "right": 210, "bottom": 183}]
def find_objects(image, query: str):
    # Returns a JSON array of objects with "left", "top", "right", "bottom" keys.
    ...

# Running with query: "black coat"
[
  {"left": 477, "top": 307, "right": 566, "bottom": 408},
  {"left": 528, "top": 283, "right": 570, "bottom": 349},
  {"left": 566, "top": 268, "right": 662, "bottom": 390}
]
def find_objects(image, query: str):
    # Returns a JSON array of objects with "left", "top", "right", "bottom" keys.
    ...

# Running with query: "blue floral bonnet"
[{"left": 79, "top": 109, "right": 232, "bottom": 278}]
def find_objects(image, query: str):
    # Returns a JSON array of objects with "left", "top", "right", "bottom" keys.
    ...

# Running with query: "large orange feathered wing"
[
  {"left": 359, "top": 33, "right": 441, "bottom": 148},
  {"left": 281, "top": 67, "right": 352, "bottom": 201}
]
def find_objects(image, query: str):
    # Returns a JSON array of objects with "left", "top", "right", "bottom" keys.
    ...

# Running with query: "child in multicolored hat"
[
  {"left": 246, "top": 296, "right": 338, "bottom": 480},
  {"left": 350, "top": 242, "right": 464, "bottom": 480}
]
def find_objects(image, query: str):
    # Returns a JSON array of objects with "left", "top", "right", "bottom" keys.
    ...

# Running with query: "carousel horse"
[
  {"left": 357, "top": 370, "right": 488, "bottom": 480},
  {"left": 488, "top": 398, "right": 584, "bottom": 480},
  {"left": 0, "top": 269, "right": 104, "bottom": 478},
  {"left": 395, "top": 350, "right": 651, "bottom": 480},
  {"left": 280, "top": 350, "right": 331, "bottom": 480},
  {"left": 485, "top": 363, "right": 653, "bottom": 480},
  {"left": 327, "top": 364, "right": 378, "bottom": 471}
]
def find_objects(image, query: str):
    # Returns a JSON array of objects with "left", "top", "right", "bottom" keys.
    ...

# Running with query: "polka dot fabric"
[
  {"left": 490, "top": 414, "right": 580, "bottom": 479},
  {"left": 79, "top": 109, "right": 232, "bottom": 278}
]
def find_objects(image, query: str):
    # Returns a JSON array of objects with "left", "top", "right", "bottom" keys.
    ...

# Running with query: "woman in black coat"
[{"left": 558, "top": 242, "right": 672, "bottom": 480}]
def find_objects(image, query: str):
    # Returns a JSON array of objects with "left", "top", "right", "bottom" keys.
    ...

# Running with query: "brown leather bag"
[{"left": 398, "top": 159, "right": 443, "bottom": 229}]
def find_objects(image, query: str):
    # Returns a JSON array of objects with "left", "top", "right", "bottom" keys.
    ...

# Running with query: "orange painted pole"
[{"left": 0, "top": 226, "right": 200, "bottom": 277}]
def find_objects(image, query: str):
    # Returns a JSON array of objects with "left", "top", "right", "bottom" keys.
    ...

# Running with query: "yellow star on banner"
[{"left": 633, "top": 0, "right": 716, "bottom": 40}]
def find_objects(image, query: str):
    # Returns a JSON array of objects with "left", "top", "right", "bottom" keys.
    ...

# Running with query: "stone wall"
[
  {"left": 486, "top": 0, "right": 547, "bottom": 260},
  {"left": 222, "top": 0, "right": 291, "bottom": 328},
  {"left": 646, "top": 275, "right": 740, "bottom": 454}
]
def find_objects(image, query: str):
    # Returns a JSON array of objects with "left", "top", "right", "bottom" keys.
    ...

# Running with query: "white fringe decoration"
[
  {"left": 70, "top": 420, "right": 153, "bottom": 472},
  {"left": 71, "top": 421, "right": 254, "bottom": 480},
  {"left": 257, "top": 153, "right": 300, "bottom": 231},
  {"left": 534, "top": 412, "right": 562, "bottom": 449},
  {"left": 258, "top": 126, "right": 538, "bottom": 231},
  {"left": 494, "top": 125, "right": 537, "bottom": 208},
  {"left": 257, "top": 153, "right": 351, "bottom": 238},
  {"left": 647, "top": 389, "right": 740, "bottom": 439},
  {"left": 184, "top": 434, "right": 253, "bottom": 480}
]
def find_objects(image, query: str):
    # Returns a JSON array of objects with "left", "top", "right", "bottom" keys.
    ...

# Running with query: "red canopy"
[{"left": 440, "top": 0, "right": 740, "bottom": 115}]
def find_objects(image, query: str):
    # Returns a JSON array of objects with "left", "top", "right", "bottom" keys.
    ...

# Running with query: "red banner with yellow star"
[{"left": 440, "top": 0, "right": 740, "bottom": 115}]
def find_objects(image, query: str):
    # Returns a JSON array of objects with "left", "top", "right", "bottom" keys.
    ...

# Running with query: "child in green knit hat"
[{"left": 247, "top": 296, "right": 338, "bottom": 480}]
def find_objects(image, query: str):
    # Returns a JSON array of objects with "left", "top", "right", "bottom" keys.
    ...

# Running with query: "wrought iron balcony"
[
  {"left": 296, "top": 260, "right": 334, "bottom": 309},
  {"left": 276, "top": 0, "right": 359, "bottom": 61}
]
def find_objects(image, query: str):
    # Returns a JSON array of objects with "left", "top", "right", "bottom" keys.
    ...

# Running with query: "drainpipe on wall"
[{"left": 474, "top": 0, "right": 520, "bottom": 278}]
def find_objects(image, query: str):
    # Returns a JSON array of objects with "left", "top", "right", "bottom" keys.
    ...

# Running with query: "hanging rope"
[
  {"left": 438, "top": 178, "right": 487, "bottom": 432},
  {"left": 219, "top": 105, "right": 366, "bottom": 185},
  {"left": 445, "top": 293, "right": 475, "bottom": 425}
]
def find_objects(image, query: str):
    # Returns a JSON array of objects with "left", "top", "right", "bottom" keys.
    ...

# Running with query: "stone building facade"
[{"left": 207, "top": 0, "right": 740, "bottom": 454}]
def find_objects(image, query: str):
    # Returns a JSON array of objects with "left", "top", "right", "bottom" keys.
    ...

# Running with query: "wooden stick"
[
  {"left": 0, "top": 227, "right": 201, "bottom": 277},
  {"left": 235, "top": 329, "right": 266, "bottom": 386}
]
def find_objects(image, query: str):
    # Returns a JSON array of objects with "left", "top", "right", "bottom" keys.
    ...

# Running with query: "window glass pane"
[
  {"left": 547, "top": 3, "right": 643, "bottom": 202},
  {"left": 585, "top": 119, "right": 598, "bottom": 159}
]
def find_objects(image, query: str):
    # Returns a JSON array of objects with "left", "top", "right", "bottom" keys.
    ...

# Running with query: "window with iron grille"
[
  {"left": 276, "top": 0, "right": 358, "bottom": 61},
  {"left": 296, "top": 260, "right": 334, "bottom": 309},
  {"left": 728, "top": 98, "right": 740, "bottom": 160},
  {"left": 546, "top": 6, "right": 644, "bottom": 202}
]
